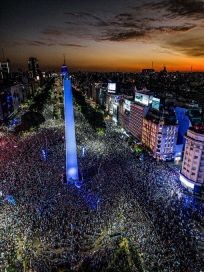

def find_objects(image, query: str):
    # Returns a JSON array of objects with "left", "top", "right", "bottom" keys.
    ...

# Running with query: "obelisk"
[{"left": 62, "top": 64, "right": 79, "bottom": 182}]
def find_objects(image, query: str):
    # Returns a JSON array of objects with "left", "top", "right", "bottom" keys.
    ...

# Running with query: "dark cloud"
[
  {"left": 115, "top": 13, "right": 133, "bottom": 18},
  {"left": 64, "top": 5, "right": 196, "bottom": 43},
  {"left": 62, "top": 0, "right": 201, "bottom": 50},
  {"left": 148, "top": 0, "right": 204, "bottom": 19},
  {"left": 167, "top": 37, "right": 204, "bottom": 56},
  {"left": 102, "top": 30, "right": 147, "bottom": 41},
  {"left": 58, "top": 43, "right": 86, "bottom": 47},
  {"left": 24, "top": 40, "right": 86, "bottom": 48},
  {"left": 64, "top": 12, "right": 81, "bottom": 16},
  {"left": 64, "top": 11, "right": 109, "bottom": 27},
  {"left": 154, "top": 24, "right": 196, "bottom": 33},
  {"left": 102, "top": 24, "right": 195, "bottom": 42},
  {"left": 25, "top": 40, "right": 55, "bottom": 46},
  {"left": 41, "top": 28, "right": 63, "bottom": 36},
  {"left": 81, "top": 12, "right": 109, "bottom": 26},
  {"left": 168, "top": 0, "right": 204, "bottom": 18},
  {"left": 112, "top": 12, "right": 150, "bottom": 28},
  {"left": 114, "top": 13, "right": 134, "bottom": 21},
  {"left": 64, "top": 21, "right": 78, "bottom": 25}
]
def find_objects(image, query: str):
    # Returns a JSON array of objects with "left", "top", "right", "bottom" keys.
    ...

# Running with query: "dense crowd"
[{"left": 0, "top": 91, "right": 204, "bottom": 271}]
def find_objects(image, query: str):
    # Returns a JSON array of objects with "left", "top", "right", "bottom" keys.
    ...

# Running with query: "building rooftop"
[
  {"left": 145, "top": 108, "right": 177, "bottom": 125},
  {"left": 189, "top": 125, "right": 204, "bottom": 135},
  {"left": 135, "top": 88, "right": 154, "bottom": 96}
]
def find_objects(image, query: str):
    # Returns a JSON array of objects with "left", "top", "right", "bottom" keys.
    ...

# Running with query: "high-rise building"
[
  {"left": 106, "top": 94, "right": 122, "bottom": 123},
  {"left": 28, "top": 57, "right": 39, "bottom": 78},
  {"left": 128, "top": 90, "right": 153, "bottom": 140},
  {"left": 128, "top": 103, "right": 149, "bottom": 140},
  {"left": 0, "top": 59, "right": 10, "bottom": 80},
  {"left": 180, "top": 125, "right": 204, "bottom": 192},
  {"left": 118, "top": 98, "right": 132, "bottom": 131},
  {"left": 142, "top": 109, "right": 178, "bottom": 161}
]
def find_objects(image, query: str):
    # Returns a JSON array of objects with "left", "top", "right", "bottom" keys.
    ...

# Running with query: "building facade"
[
  {"left": 180, "top": 126, "right": 204, "bottom": 192},
  {"left": 128, "top": 103, "right": 149, "bottom": 140},
  {"left": 0, "top": 60, "right": 10, "bottom": 80},
  {"left": 118, "top": 98, "right": 132, "bottom": 131},
  {"left": 28, "top": 57, "right": 39, "bottom": 78},
  {"left": 142, "top": 109, "right": 178, "bottom": 160},
  {"left": 106, "top": 94, "right": 122, "bottom": 123},
  {"left": 142, "top": 118, "right": 178, "bottom": 160}
]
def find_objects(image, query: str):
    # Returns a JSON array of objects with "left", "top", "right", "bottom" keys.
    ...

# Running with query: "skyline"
[{"left": 1, "top": 0, "right": 204, "bottom": 71}]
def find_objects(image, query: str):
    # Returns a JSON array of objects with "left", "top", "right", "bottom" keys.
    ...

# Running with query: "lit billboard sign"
[
  {"left": 112, "top": 103, "right": 118, "bottom": 123},
  {"left": 124, "top": 99, "right": 131, "bottom": 111},
  {"left": 152, "top": 97, "right": 160, "bottom": 110},
  {"left": 135, "top": 92, "right": 152, "bottom": 106},
  {"left": 108, "top": 83, "right": 116, "bottom": 93},
  {"left": 114, "top": 95, "right": 121, "bottom": 104}
]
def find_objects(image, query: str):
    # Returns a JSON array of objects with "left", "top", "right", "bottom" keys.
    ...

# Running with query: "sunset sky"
[{"left": 1, "top": 0, "right": 204, "bottom": 71}]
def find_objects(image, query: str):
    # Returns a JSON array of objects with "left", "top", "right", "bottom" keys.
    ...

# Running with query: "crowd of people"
[{"left": 0, "top": 80, "right": 204, "bottom": 271}]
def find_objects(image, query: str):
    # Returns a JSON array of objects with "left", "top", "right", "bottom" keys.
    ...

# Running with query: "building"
[
  {"left": 0, "top": 87, "right": 13, "bottom": 120},
  {"left": 142, "top": 69, "right": 155, "bottom": 76},
  {"left": 118, "top": 98, "right": 132, "bottom": 131},
  {"left": 10, "top": 84, "right": 25, "bottom": 112},
  {"left": 142, "top": 109, "right": 178, "bottom": 161},
  {"left": 0, "top": 79, "right": 30, "bottom": 122},
  {"left": 106, "top": 94, "right": 122, "bottom": 123},
  {"left": 180, "top": 126, "right": 204, "bottom": 193},
  {"left": 98, "top": 87, "right": 107, "bottom": 109},
  {"left": 128, "top": 90, "right": 153, "bottom": 140},
  {"left": 28, "top": 57, "right": 39, "bottom": 78},
  {"left": 0, "top": 59, "right": 10, "bottom": 80},
  {"left": 92, "top": 83, "right": 102, "bottom": 104},
  {"left": 128, "top": 103, "right": 147, "bottom": 140},
  {"left": 0, "top": 101, "right": 3, "bottom": 123}
]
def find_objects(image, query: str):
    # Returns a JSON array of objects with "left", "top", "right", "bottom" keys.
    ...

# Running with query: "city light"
[
  {"left": 64, "top": 76, "right": 79, "bottom": 182},
  {"left": 180, "top": 174, "right": 195, "bottom": 190},
  {"left": 1, "top": 1, "right": 204, "bottom": 269}
]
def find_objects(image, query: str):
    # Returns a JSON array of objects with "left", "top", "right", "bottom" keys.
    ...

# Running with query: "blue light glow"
[
  {"left": 75, "top": 181, "right": 82, "bottom": 189},
  {"left": 41, "top": 148, "right": 47, "bottom": 161},
  {"left": 61, "top": 65, "right": 68, "bottom": 79},
  {"left": 180, "top": 174, "right": 194, "bottom": 190},
  {"left": 64, "top": 77, "right": 79, "bottom": 182},
  {"left": 5, "top": 195, "right": 16, "bottom": 205},
  {"left": 82, "top": 147, "right": 85, "bottom": 157}
]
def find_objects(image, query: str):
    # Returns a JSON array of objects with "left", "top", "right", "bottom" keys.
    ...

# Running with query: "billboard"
[
  {"left": 135, "top": 92, "right": 152, "bottom": 106},
  {"left": 124, "top": 99, "right": 131, "bottom": 111},
  {"left": 114, "top": 95, "right": 121, "bottom": 104},
  {"left": 112, "top": 103, "right": 118, "bottom": 123},
  {"left": 108, "top": 83, "right": 116, "bottom": 93},
  {"left": 152, "top": 97, "right": 160, "bottom": 110}
]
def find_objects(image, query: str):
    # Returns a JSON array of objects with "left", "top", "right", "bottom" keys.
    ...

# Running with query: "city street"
[
  {"left": 2, "top": 0, "right": 204, "bottom": 270},
  {"left": 1, "top": 81, "right": 204, "bottom": 271}
]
